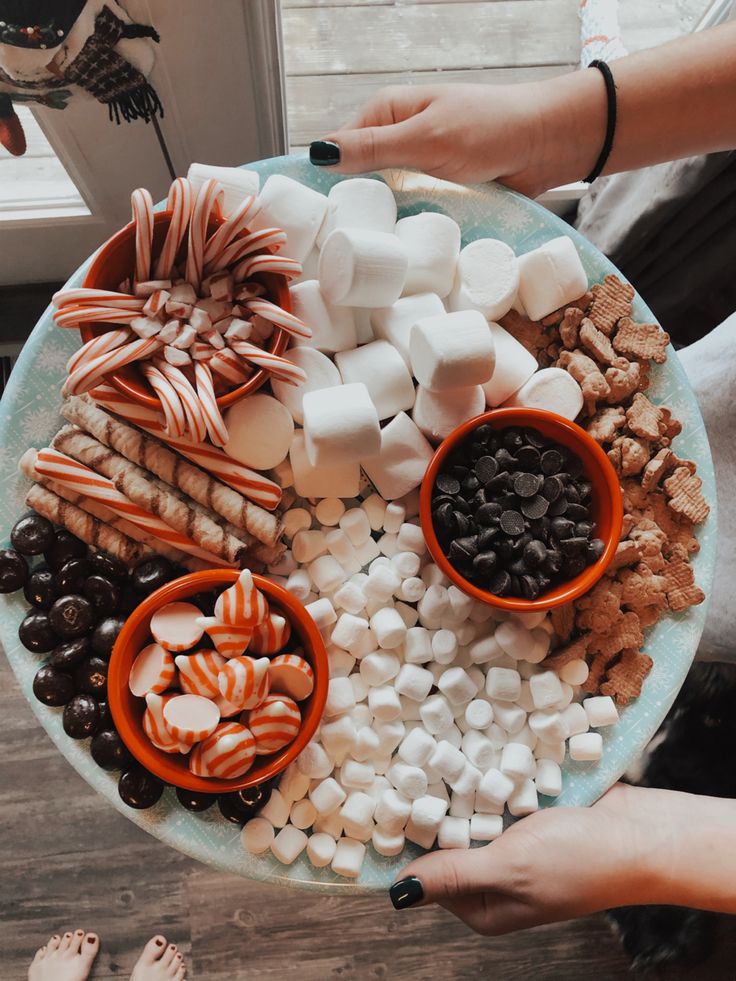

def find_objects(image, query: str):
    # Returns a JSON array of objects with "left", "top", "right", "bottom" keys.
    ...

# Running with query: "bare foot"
[
  {"left": 129, "top": 936, "right": 186, "bottom": 981},
  {"left": 29, "top": 930, "right": 100, "bottom": 981}
]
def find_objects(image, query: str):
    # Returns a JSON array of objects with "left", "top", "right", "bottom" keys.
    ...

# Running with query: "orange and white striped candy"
[
  {"left": 235, "top": 254, "right": 302, "bottom": 281},
  {"left": 62, "top": 335, "right": 163, "bottom": 397},
  {"left": 247, "top": 694, "right": 301, "bottom": 755},
  {"left": 197, "top": 616, "right": 253, "bottom": 659},
  {"left": 210, "top": 227, "right": 286, "bottom": 275},
  {"left": 209, "top": 347, "right": 253, "bottom": 386},
  {"left": 175, "top": 649, "right": 225, "bottom": 698},
  {"left": 228, "top": 340, "right": 308, "bottom": 386},
  {"left": 243, "top": 298, "right": 312, "bottom": 340},
  {"left": 67, "top": 327, "right": 133, "bottom": 375},
  {"left": 143, "top": 692, "right": 182, "bottom": 754},
  {"left": 142, "top": 362, "right": 187, "bottom": 438},
  {"left": 151, "top": 601, "right": 205, "bottom": 652},
  {"left": 163, "top": 693, "right": 220, "bottom": 748},
  {"left": 53, "top": 287, "right": 145, "bottom": 310},
  {"left": 129, "top": 642, "right": 176, "bottom": 697},
  {"left": 194, "top": 360, "right": 229, "bottom": 447},
  {"left": 218, "top": 655, "right": 270, "bottom": 710},
  {"left": 187, "top": 178, "right": 223, "bottom": 289},
  {"left": 155, "top": 177, "right": 194, "bottom": 279},
  {"left": 154, "top": 359, "right": 208, "bottom": 444},
  {"left": 248, "top": 612, "right": 291, "bottom": 656},
  {"left": 215, "top": 569, "right": 269, "bottom": 628},
  {"left": 53, "top": 305, "right": 142, "bottom": 329},
  {"left": 268, "top": 653, "right": 314, "bottom": 702},
  {"left": 213, "top": 691, "right": 243, "bottom": 718},
  {"left": 189, "top": 722, "right": 256, "bottom": 779},
  {"left": 203, "top": 194, "right": 258, "bottom": 266},
  {"left": 131, "top": 187, "right": 155, "bottom": 284}
]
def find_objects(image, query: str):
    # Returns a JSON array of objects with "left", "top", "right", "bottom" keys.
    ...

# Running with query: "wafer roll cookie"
[
  {"left": 51, "top": 426, "right": 249, "bottom": 567},
  {"left": 64, "top": 396, "right": 282, "bottom": 545},
  {"left": 25, "top": 483, "right": 148, "bottom": 566}
]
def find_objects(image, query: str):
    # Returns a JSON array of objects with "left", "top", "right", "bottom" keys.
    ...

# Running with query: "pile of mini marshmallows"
[{"left": 240, "top": 490, "right": 620, "bottom": 878}]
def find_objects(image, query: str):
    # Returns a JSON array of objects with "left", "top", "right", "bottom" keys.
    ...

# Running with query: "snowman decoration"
[{"left": 0, "top": 0, "right": 161, "bottom": 155}]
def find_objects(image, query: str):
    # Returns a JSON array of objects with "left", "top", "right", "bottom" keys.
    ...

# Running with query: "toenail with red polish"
[{"left": 87, "top": 936, "right": 96, "bottom": 944}]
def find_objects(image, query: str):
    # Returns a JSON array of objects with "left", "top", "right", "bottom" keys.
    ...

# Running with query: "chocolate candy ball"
[
  {"left": 74, "top": 656, "right": 108, "bottom": 697},
  {"left": 132, "top": 556, "right": 175, "bottom": 595},
  {"left": 0, "top": 548, "right": 28, "bottom": 593},
  {"left": 44, "top": 528, "right": 87, "bottom": 570},
  {"left": 19, "top": 611, "right": 58, "bottom": 653},
  {"left": 118, "top": 768, "right": 164, "bottom": 809},
  {"left": 56, "top": 557, "right": 92, "bottom": 594},
  {"left": 63, "top": 694, "right": 100, "bottom": 739},
  {"left": 49, "top": 594, "right": 94, "bottom": 639},
  {"left": 96, "top": 699, "right": 113, "bottom": 730},
  {"left": 117, "top": 583, "right": 145, "bottom": 615},
  {"left": 218, "top": 783, "right": 273, "bottom": 825},
  {"left": 49, "top": 636, "right": 91, "bottom": 672},
  {"left": 90, "top": 729, "right": 133, "bottom": 771},
  {"left": 175, "top": 787, "right": 217, "bottom": 812},
  {"left": 91, "top": 615, "right": 126, "bottom": 659},
  {"left": 24, "top": 566, "right": 58, "bottom": 610},
  {"left": 11, "top": 513, "right": 55, "bottom": 555},
  {"left": 83, "top": 575, "right": 119, "bottom": 616},
  {"left": 88, "top": 550, "right": 127, "bottom": 582},
  {"left": 33, "top": 664, "right": 75, "bottom": 706}
]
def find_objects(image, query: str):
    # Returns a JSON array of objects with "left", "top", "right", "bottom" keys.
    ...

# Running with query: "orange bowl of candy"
[{"left": 108, "top": 569, "right": 328, "bottom": 794}]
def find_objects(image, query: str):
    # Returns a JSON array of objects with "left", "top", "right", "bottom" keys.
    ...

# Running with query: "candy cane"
[
  {"left": 203, "top": 194, "right": 258, "bottom": 266},
  {"left": 141, "top": 362, "right": 187, "bottom": 438},
  {"left": 236, "top": 254, "right": 303, "bottom": 280},
  {"left": 62, "top": 335, "right": 163, "bottom": 398},
  {"left": 54, "top": 305, "right": 142, "bottom": 329},
  {"left": 186, "top": 179, "right": 223, "bottom": 290},
  {"left": 228, "top": 340, "right": 307, "bottom": 386},
  {"left": 209, "top": 347, "right": 253, "bottom": 386},
  {"left": 194, "top": 361, "right": 229, "bottom": 447},
  {"left": 53, "top": 288, "right": 145, "bottom": 310},
  {"left": 131, "top": 187, "right": 155, "bottom": 284},
  {"left": 210, "top": 228, "right": 287, "bottom": 276},
  {"left": 154, "top": 177, "right": 194, "bottom": 280},
  {"left": 154, "top": 360, "right": 208, "bottom": 444},
  {"left": 242, "top": 298, "right": 312, "bottom": 339},
  {"left": 67, "top": 328, "right": 133, "bottom": 375},
  {"left": 34, "top": 448, "right": 231, "bottom": 567},
  {"left": 90, "top": 384, "right": 283, "bottom": 509}
]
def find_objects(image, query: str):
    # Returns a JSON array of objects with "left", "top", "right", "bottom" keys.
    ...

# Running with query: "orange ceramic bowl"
[
  {"left": 81, "top": 211, "right": 291, "bottom": 409},
  {"left": 419, "top": 407, "right": 623, "bottom": 612},
  {"left": 108, "top": 570, "right": 327, "bottom": 793}
]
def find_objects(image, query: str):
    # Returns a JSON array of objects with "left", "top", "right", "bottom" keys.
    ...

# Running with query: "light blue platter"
[{"left": 0, "top": 155, "right": 716, "bottom": 893}]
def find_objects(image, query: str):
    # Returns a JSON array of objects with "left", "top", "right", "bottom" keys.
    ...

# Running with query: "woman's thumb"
[
  {"left": 389, "top": 844, "right": 497, "bottom": 909},
  {"left": 310, "top": 120, "right": 422, "bottom": 174}
]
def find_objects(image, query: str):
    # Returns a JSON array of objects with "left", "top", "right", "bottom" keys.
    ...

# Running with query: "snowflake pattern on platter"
[
  {"left": 0, "top": 154, "right": 718, "bottom": 895},
  {"left": 34, "top": 340, "right": 74, "bottom": 375}
]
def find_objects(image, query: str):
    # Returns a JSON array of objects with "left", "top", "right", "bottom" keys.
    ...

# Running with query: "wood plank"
[{"left": 286, "top": 65, "right": 574, "bottom": 144}]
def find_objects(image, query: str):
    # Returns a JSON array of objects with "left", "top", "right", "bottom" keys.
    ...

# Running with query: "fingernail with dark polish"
[
  {"left": 389, "top": 876, "right": 424, "bottom": 910},
  {"left": 310, "top": 140, "right": 340, "bottom": 166}
]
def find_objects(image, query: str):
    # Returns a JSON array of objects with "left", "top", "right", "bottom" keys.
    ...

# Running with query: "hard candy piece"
[
  {"left": 129, "top": 642, "right": 175, "bottom": 697},
  {"left": 196, "top": 617, "right": 253, "bottom": 660},
  {"left": 396, "top": 212, "right": 461, "bottom": 298},
  {"left": 247, "top": 694, "right": 301, "bottom": 754},
  {"left": 215, "top": 569, "right": 269, "bottom": 628},
  {"left": 448, "top": 238, "right": 519, "bottom": 320},
  {"left": 288, "top": 280, "right": 357, "bottom": 354},
  {"left": 143, "top": 692, "right": 180, "bottom": 753},
  {"left": 361, "top": 412, "right": 434, "bottom": 501},
  {"left": 319, "top": 228, "right": 408, "bottom": 308},
  {"left": 318, "top": 177, "right": 397, "bottom": 244},
  {"left": 505, "top": 366, "right": 584, "bottom": 420},
  {"left": 289, "top": 433, "right": 361, "bottom": 498},
  {"left": 223, "top": 394, "right": 294, "bottom": 470},
  {"left": 335, "top": 340, "right": 415, "bottom": 421},
  {"left": 371, "top": 292, "right": 446, "bottom": 368},
  {"left": 248, "top": 612, "right": 291, "bottom": 655},
  {"left": 516, "top": 236, "right": 588, "bottom": 321},
  {"left": 163, "top": 693, "right": 220, "bottom": 748},
  {"left": 150, "top": 602, "right": 204, "bottom": 653},
  {"left": 410, "top": 310, "right": 495, "bottom": 391},
  {"left": 175, "top": 649, "right": 226, "bottom": 697},
  {"left": 412, "top": 384, "right": 486, "bottom": 444},
  {"left": 249, "top": 174, "right": 327, "bottom": 261},
  {"left": 303, "top": 382, "right": 381, "bottom": 468},
  {"left": 189, "top": 722, "right": 256, "bottom": 778},
  {"left": 481, "top": 322, "right": 539, "bottom": 406},
  {"left": 218, "top": 655, "right": 270, "bottom": 709}
]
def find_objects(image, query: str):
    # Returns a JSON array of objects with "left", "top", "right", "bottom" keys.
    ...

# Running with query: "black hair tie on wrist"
[{"left": 583, "top": 59, "right": 617, "bottom": 184}]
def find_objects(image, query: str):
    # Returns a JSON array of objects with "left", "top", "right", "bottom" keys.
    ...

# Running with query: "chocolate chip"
[
  {"left": 578, "top": 480, "right": 593, "bottom": 500},
  {"left": 520, "top": 575, "right": 540, "bottom": 600},
  {"left": 454, "top": 511, "right": 471, "bottom": 536},
  {"left": 523, "top": 539, "right": 547, "bottom": 569},
  {"left": 489, "top": 570, "right": 512, "bottom": 595},
  {"left": 434, "top": 501, "right": 455, "bottom": 529},
  {"left": 547, "top": 496, "right": 569, "bottom": 516},
  {"left": 565, "top": 555, "right": 587, "bottom": 578},
  {"left": 542, "top": 476, "right": 564, "bottom": 502},
  {"left": 560, "top": 537, "right": 588, "bottom": 556},
  {"left": 541, "top": 449, "right": 564, "bottom": 475},
  {"left": 462, "top": 474, "right": 480, "bottom": 495},
  {"left": 513, "top": 472, "right": 542, "bottom": 498},
  {"left": 523, "top": 428, "right": 547, "bottom": 448},
  {"left": 494, "top": 448, "right": 518, "bottom": 470},
  {"left": 477, "top": 527, "right": 499, "bottom": 550},
  {"left": 436, "top": 473, "right": 461, "bottom": 495},
  {"left": 520, "top": 495, "right": 549, "bottom": 520},
  {"left": 473, "top": 551, "right": 497, "bottom": 577},
  {"left": 550, "top": 517, "right": 575, "bottom": 540},
  {"left": 516, "top": 446, "right": 541, "bottom": 471},
  {"left": 587, "top": 538, "right": 606, "bottom": 561},
  {"left": 473, "top": 424, "right": 494, "bottom": 445},
  {"left": 566, "top": 503, "right": 590, "bottom": 521},
  {"left": 502, "top": 428, "right": 524, "bottom": 451},
  {"left": 575, "top": 521, "right": 594, "bottom": 538},
  {"left": 565, "top": 483, "right": 581, "bottom": 504},
  {"left": 499, "top": 510, "right": 525, "bottom": 536},
  {"left": 486, "top": 472, "right": 510, "bottom": 494},
  {"left": 474, "top": 455, "right": 498, "bottom": 482},
  {"left": 544, "top": 549, "right": 563, "bottom": 574},
  {"left": 476, "top": 502, "right": 502, "bottom": 526}
]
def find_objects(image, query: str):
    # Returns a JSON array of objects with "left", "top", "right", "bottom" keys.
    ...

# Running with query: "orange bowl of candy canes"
[
  {"left": 50, "top": 177, "right": 311, "bottom": 446},
  {"left": 108, "top": 568, "right": 328, "bottom": 794}
]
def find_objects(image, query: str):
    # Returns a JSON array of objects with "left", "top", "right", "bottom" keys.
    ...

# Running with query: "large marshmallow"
[
  {"left": 448, "top": 238, "right": 519, "bottom": 320},
  {"left": 270, "top": 346, "right": 341, "bottom": 426},
  {"left": 516, "top": 236, "right": 588, "bottom": 320},
  {"left": 412, "top": 385, "right": 485, "bottom": 444},
  {"left": 187, "top": 162, "right": 259, "bottom": 215},
  {"left": 410, "top": 310, "right": 495, "bottom": 391},
  {"left": 250, "top": 174, "right": 327, "bottom": 262},
  {"left": 361, "top": 412, "right": 434, "bottom": 501},
  {"left": 371, "top": 292, "right": 445, "bottom": 368},
  {"left": 319, "top": 228, "right": 408, "bottom": 308},
  {"left": 290, "top": 432, "right": 361, "bottom": 498},
  {"left": 335, "top": 340, "right": 415, "bottom": 420},
  {"left": 481, "top": 322, "right": 538, "bottom": 406},
  {"left": 303, "top": 382, "right": 381, "bottom": 467},
  {"left": 289, "top": 280, "right": 357, "bottom": 354},
  {"left": 318, "top": 177, "right": 397, "bottom": 245},
  {"left": 505, "top": 366, "right": 584, "bottom": 420},
  {"left": 395, "top": 212, "right": 461, "bottom": 298}
]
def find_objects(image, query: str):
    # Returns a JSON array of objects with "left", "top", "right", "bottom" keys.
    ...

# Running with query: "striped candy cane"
[
  {"left": 194, "top": 360, "right": 229, "bottom": 447},
  {"left": 228, "top": 340, "right": 307, "bottom": 385},
  {"left": 154, "top": 176, "right": 194, "bottom": 279},
  {"left": 204, "top": 194, "right": 258, "bottom": 266},
  {"left": 210, "top": 227, "right": 287, "bottom": 275},
  {"left": 131, "top": 187, "right": 155, "bottom": 284},
  {"left": 53, "top": 288, "right": 145, "bottom": 310},
  {"left": 67, "top": 327, "right": 133, "bottom": 375},
  {"left": 209, "top": 347, "right": 253, "bottom": 386},
  {"left": 62, "top": 335, "right": 163, "bottom": 397},
  {"left": 189, "top": 722, "right": 256, "bottom": 778},
  {"left": 153, "top": 360, "right": 208, "bottom": 444},
  {"left": 242, "top": 298, "right": 311, "bottom": 339},
  {"left": 236, "top": 254, "right": 303, "bottom": 280},
  {"left": 141, "top": 362, "right": 187, "bottom": 438},
  {"left": 186, "top": 179, "right": 223, "bottom": 290},
  {"left": 54, "top": 305, "right": 143, "bottom": 329}
]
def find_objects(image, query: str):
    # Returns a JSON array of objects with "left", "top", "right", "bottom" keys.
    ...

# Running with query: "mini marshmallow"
[
  {"left": 584, "top": 696, "right": 620, "bottom": 728},
  {"left": 320, "top": 716, "right": 357, "bottom": 761},
  {"left": 438, "top": 667, "right": 477, "bottom": 705},
  {"left": 241, "top": 817, "right": 275, "bottom": 855},
  {"left": 290, "top": 798, "right": 317, "bottom": 830},
  {"left": 559, "top": 658, "right": 590, "bottom": 686},
  {"left": 351, "top": 626, "right": 378, "bottom": 659},
  {"left": 419, "top": 693, "right": 454, "bottom": 735},
  {"left": 324, "top": 529, "right": 361, "bottom": 576},
  {"left": 312, "top": 809, "right": 344, "bottom": 838},
  {"left": 481, "top": 322, "right": 539, "bottom": 406},
  {"left": 305, "top": 596, "right": 337, "bottom": 632},
  {"left": 563, "top": 702, "right": 590, "bottom": 737},
  {"left": 352, "top": 725, "right": 381, "bottom": 762},
  {"left": 396, "top": 523, "right": 427, "bottom": 556},
  {"left": 495, "top": 621, "right": 534, "bottom": 661},
  {"left": 535, "top": 758, "right": 562, "bottom": 798},
  {"left": 373, "top": 720, "right": 406, "bottom": 754},
  {"left": 307, "top": 832, "right": 337, "bottom": 868},
  {"left": 355, "top": 538, "right": 381, "bottom": 567},
  {"left": 334, "top": 581, "right": 367, "bottom": 617},
  {"left": 527, "top": 628, "right": 551, "bottom": 664},
  {"left": 290, "top": 431, "right": 362, "bottom": 500},
  {"left": 485, "top": 666, "right": 522, "bottom": 702},
  {"left": 370, "top": 607, "right": 407, "bottom": 649},
  {"left": 404, "top": 816, "right": 438, "bottom": 850},
  {"left": 410, "top": 310, "right": 495, "bottom": 391},
  {"left": 507, "top": 778, "right": 539, "bottom": 817},
  {"left": 187, "top": 161, "right": 259, "bottom": 216},
  {"left": 396, "top": 577, "right": 425, "bottom": 605},
  {"left": 536, "top": 739, "right": 566, "bottom": 764},
  {"left": 291, "top": 529, "right": 328, "bottom": 564},
  {"left": 437, "top": 722, "right": 463, "bottom": 749},
  {"left": 449, "top": 763, "right": 481, "bottom": 797},
  {"left": 476, "top": 767, "right": 515, "bottom": 810},
  {"left": 315, "top": 497, "right": 346, "bottom": 527},
  {"left": 412, "top": 384, "right": 486, "bottom": 444},
  {"left": 468, "top": 634, "right": 504, "bottom": 664},
  {"left": 279, "top": 762, "right": 312, "bottom": 803},
  {"left": 372, "top": 827, "right": 405, "bottom": 857},
  {"left": 437, "top": 815, "right": 471, "bottom": 850},
  {"left": 400, "top": 696, "right": 423, "bottom": 722},
  {"left": 335, "top": 507, "right": 369, "bottom": 546},
  {"left": 394, "top": 663, "right": 434, "bottom": 702},
  {"left": 427, "top": 740, "right": 466, "bottom": 783},
  {"left": 341, "top": 819, "right": 373, "bottom": 844},
  {"left": 336, "top": 340, "right": 415, "bottom": 421},
  {"left": 403, "top": 626, "right": 432, "bottom": 665},
  {"left": 297, "top": 742, "right": 334, "bottom": 779},
  {"left": 349, "top": 674, "right": 368, "bottom": 704},
  {"left": 271, "top": 825, "right": 309, "bottom": 865},
  {"left": 464, "top": 699, "right": 494, "bottom": 730},
  {"left": 569, "top": 731, "right": 604, "bottom": 761},
  {"left": 491, "top": 700, "right": 526, "bottom": 734},
  {"left": 325, "top": 677, "right": 356, "bottom": 718},
  {"left": 309, "top": 776, "right": 347, "bottom": 815},
  {"left": 368, "top": 685, "right": 402, "bottom": 722},
  {"left": 449, "top": 789, "right": 475, "bottom": 819},
  {"left": 505, "top": 366, "right": 584, "bottom": 421},
  {"left": 341, "top": 759, "right": 376, "bottom": 790},
  {"left": 362, "top": 412, "right": 434, "bottom": 501},
  {"left": 398, "top": 727, "right": 437, "bottom": 767},
  {"left": 365, "top": 775, "right": 392, "bottom": 803},
  {"left": 382, "top": 502, "right": 405, "bottom": 534},
  {"left": 340, "top": 791, "right": 376, "bottom": 828},
  {"left": 388, "top": 761, "right": 428, "bottom": 800},
  {"left": 331, "top": 837, "right": 366, "bottom": 879},
  {"left": 517, "top": 236, "right": 588, "bottom": 321},
  {"left": 331, "top": 613, "right": 370, "bottom": 652},
  {"left": 529, "top": 671, "right": 565, "bottom": 710},
  {"left": 411, "top": 795, "right": 448, "bottom": 836},
  {"left": 318, "top": 177, "right": 397, "bottom": 245},
  {"left": 371, "top": 291, "right": 445, "bottom": 367},
  {"left": 361, "top": 493, "right": 387, "bottom": 531},
  {"left": 364, "top": 565, "right": 402, "bottom": 604},
  {"left": 289, "top": 280, "right": 357, "bottom": 356},
  {"left": 377, "top": 533, "right": 398, "bottom": 558},
  {"left": 250, "top": 174, "right": 326, "bottom": 261},
  {"left": 418, "top": 585, "right": 449, "bottom": 626},
  {"left": 528, "top": 709, "right": 569, "bottom": 743},
  {"left": 327, "top": 647, "right": 356, "bottom": 680},
  {"left": 448, "top": 238, "right": 519, "bottom": 320},
  {"left": 470, "top": 813, "right": 504, "bottom": 841},
  {"left": 303, "top": 382, "right": 380, "bottom": 468},
  {"left": 259, "top": 788, "right": 290, "bottom": 828},
  {"left": 360, "top": 651, "right": 401, "bottom": 687},
  {"left": 319, "top": 228, "right": 408, "bottom": 308},
  {"left": 272, "top": 345, "right": 343, "bottom": 424},
  {"left": 392, "top": 551, "right": 420, "bottom": 581},
  {"left": 309, "top": 555, "right": 346, "bottom": 594},
  {"left": 395, "top": 212, "right": 461, "bottom": 298},
  {"left": 500, "top": 742, "right": 535, "bottom": 781},
  {"left": 461, "top": 730, "right": 496, "bottom": 770}
]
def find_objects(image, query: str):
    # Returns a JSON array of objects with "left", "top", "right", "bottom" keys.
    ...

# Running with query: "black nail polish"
[
  {"left": 389, "top": 876, "right": 424, "bottom": 910},
  {"left": 310, "top": 140, "right": 340, "bottom": 166}
]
